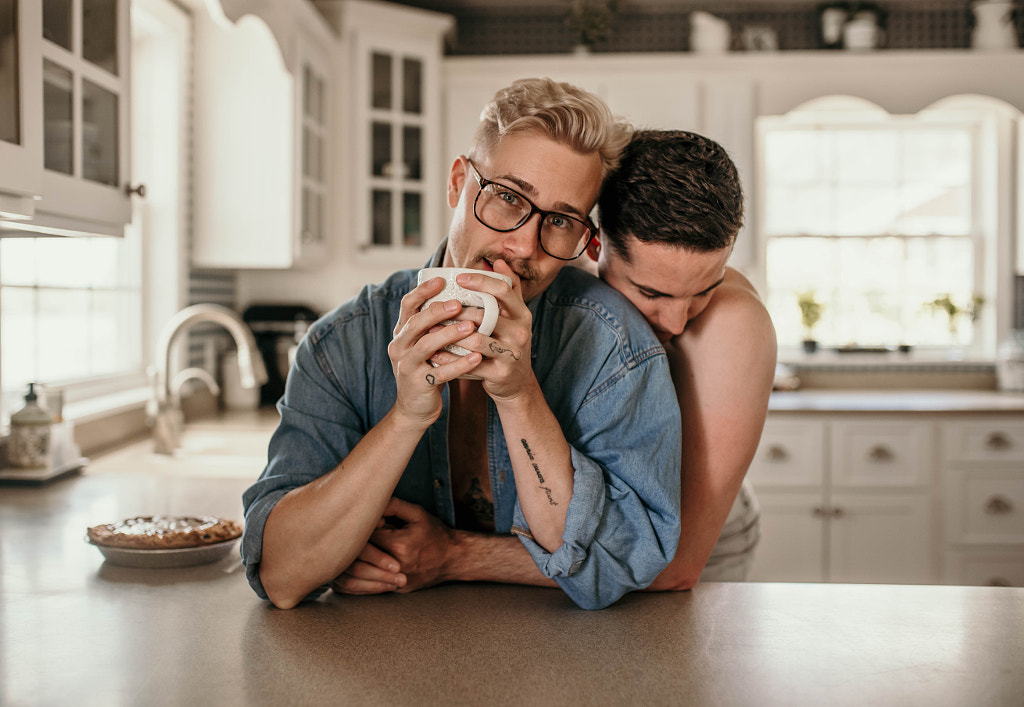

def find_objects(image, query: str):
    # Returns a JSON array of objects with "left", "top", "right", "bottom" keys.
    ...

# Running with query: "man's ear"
[
  {"left": 447, "top": 156, "right": 468, "bottom": 208},
  {"left": 585, "top": 234, "right": 602, "bottom": 263}
]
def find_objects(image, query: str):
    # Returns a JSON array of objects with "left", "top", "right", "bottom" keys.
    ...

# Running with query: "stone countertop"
[
  {"left": 770, "top": 389, "right": 1024, "bottom": 413},
  {"left": 2, "top": 465, "right": 1024, "bottom": 705}
]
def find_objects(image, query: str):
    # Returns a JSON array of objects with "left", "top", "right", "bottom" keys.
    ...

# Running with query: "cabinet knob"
[
  {"left": 766, "top": 445, "right": 788, "bottom": 462},
  {"left": 124, "top": 183, "right": 147, "bottom": 198},
  {"left": 985, "top": 432, "right": 1012, "bottom": 451},
  {"left": 984, "top": 495, "right": 1014, "bottom": 515},
  {"left": 868, "top": 445, "right": 894, "bottom": 462},
  {"left": 986, "top": 577, "right": 1013, "bottom": 587}
]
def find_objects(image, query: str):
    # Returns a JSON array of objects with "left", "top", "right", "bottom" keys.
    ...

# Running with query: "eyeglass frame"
[{"left": 465, "top": 158, "right": 597, "bottom": 261}]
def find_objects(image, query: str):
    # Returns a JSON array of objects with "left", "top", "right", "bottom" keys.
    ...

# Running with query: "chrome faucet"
[{"left": 148, "top": 303, "right": 268, "bottom": 454}]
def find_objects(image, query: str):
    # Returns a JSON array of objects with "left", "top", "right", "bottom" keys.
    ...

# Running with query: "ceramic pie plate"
[{"left": 86, "top": 537, "right": 241, "bottom": 569}]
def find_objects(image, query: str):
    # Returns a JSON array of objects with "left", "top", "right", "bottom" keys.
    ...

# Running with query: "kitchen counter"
[
  {"left": 3, "top": 463, "right": 1023, "bottom": 706},
  {"left": 770, "top": 388, "right": 1024, "bottom": 413}
]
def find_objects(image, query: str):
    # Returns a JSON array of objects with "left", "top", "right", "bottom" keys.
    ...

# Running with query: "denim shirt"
[{"left": 241, "top": 261, "right": 681, "bottom": 610}]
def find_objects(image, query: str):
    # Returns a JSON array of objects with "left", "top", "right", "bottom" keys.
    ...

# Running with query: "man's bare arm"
[{"left": 646, "top": 268, "right": 776, "bottom": 591}]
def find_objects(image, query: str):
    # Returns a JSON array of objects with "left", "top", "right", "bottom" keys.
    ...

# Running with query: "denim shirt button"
[{"left": 433, "top": 479, "right": 443, "bottom": 489}]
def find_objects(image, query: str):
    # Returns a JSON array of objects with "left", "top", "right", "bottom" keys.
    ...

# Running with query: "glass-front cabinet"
[
  {"left": 367, "top": 48, "right": 426, "bottom": 251},
  {"left": 0, "top": 0, "right": 130, "bottom": 235},
  {"left": 0, "top": 0, "right": 42, "bottom": 221},
  {"left": 322, "top": 0, "right": 453, "bottom": 266}
]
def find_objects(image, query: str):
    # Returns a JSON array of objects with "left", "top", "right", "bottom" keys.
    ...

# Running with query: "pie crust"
[{"left": 87, "top": 515, "right": 242, "bottom": 549}]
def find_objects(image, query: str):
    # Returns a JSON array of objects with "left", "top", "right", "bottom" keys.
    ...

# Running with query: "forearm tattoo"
[{"left": 520, "top": 439, "right": 558, "bottom": 506}]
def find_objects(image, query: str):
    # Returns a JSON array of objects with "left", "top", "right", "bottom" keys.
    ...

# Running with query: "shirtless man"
[{"left": 331, "top": 130, "right": 776, "bottom": 595}]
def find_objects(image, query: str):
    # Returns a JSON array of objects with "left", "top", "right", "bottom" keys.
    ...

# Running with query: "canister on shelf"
[{"left": 8, "top": 383, "right": 53, "bottom": 469}]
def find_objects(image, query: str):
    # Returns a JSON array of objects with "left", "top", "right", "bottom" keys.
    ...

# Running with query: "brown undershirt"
[{"left": 447, "top": 379, "right": 495, "bottom": 532}]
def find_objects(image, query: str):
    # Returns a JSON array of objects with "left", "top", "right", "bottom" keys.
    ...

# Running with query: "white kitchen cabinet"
[
  {"left": 0, "top": 0, "right": 43, "bottom": 220},
  {"left": 747, "top": 415, "right": 937, "bottom": 584},
  {"left": 0, "top": 0, "right": 131, "bottom": 235},
  {"left": 191, "top": 0, "right": 333, "bottom": 269},
  {"left": 443, "top": 57, "right": 758, "bottom": 268},
  {"left": 942, "top": 417, "right": 1024, "bottom": 586},
  {"left": 315, "top": 0, "right": 453, "bottom": 270}
]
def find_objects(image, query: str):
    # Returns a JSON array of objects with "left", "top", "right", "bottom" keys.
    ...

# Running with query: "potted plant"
[
  {"left": 565, "top": 0, "right": 619, "bottom": 53},
  {"left": 797, "top": 291, "right": 824, "bottom": 353},
  {"left": 925, "top": 293, "right": 984, "bottom": 342}
]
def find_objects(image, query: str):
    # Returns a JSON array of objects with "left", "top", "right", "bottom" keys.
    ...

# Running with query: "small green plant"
[
  {"left": 797, "top": 291, "right": 824, "bottom": 340},
  {"left": 925, "top": 293, "right": 984, "bottom": 338},
  {"left": 565, "top": 0, "right": 619, "bottom": 49}
]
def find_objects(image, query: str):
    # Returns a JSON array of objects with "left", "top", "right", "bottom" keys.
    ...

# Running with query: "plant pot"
[{"left": 802, "top": 339, "right": 819, "bottom": 354}]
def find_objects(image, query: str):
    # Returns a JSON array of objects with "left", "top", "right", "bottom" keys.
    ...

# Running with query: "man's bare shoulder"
[{"left": 681, "top": 268, "right": 775, "bottom": 351}]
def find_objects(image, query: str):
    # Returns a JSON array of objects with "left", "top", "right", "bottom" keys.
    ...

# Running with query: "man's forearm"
[
  {"left": 494, "top": 381, "right": 574, "bottom": 553},
  {"left": 448, "top": 531, "right": 557, "bottom": 587},
  {"left": 259, "top": 407, "right": 429, "bottom": 608}
]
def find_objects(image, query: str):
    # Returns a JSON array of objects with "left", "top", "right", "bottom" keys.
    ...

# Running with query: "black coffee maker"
[{"left": 243, "top": 304, "right": 319, "bottom": 406}]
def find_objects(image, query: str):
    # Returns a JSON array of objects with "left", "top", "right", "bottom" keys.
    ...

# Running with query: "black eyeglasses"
[{"left": 466, "top": 158, "right": 596, "bottom": 261}]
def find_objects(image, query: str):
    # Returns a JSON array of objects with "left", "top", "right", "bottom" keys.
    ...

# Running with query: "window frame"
[{"left": 755, "top": 95, "right": 1018, "bottom": 364}]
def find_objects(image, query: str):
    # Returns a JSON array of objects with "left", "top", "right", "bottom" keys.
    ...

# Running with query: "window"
[
  {"left": 1, "top": 234, "right": 143, "bottom": 400},
  {"left": 1, "top": 0, "right": 189, "bottom": 426},
  {"left": 758, "top": 96, "right": 1015, "bottom": 358}
]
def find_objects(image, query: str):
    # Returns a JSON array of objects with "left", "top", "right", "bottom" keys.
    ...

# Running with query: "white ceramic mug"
[{"left": 417, "top": 267, "right": 513, "bottom": 356}]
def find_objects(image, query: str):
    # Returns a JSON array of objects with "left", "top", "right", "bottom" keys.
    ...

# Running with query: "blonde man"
[{"left": 242, "top": 79, "right": 683, "bottom": 610}]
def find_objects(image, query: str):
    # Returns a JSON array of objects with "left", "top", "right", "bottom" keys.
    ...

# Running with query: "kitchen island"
[{"left": 2, "top": 461, "right": 1023, "bottom": 706}]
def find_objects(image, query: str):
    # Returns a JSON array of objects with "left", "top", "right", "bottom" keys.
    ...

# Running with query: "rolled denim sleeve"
[{"left": 512, "top": 349, "right": 681, "bottom": 610}]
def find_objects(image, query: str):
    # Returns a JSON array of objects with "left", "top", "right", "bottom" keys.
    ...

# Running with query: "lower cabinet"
[
  {"left": 748, "top": 410, "right": 1024, "bottom": 587},
  {"left": 748, "top": 415, "right": 937, "bottom": 584}
]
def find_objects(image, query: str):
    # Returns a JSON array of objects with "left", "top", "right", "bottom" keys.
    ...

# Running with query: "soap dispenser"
[{"left": 8, "top": 383, "right": 52, "bottom": 469}]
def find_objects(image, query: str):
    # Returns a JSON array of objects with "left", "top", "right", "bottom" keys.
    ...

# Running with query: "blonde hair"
[{"left": 471, "top": 78, "right": 632, "bottom": 178}]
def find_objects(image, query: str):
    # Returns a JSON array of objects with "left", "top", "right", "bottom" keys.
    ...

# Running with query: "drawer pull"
[
  {"left": 987, "top": 577, "right": 1013, "bottom": 587},
  {"left": 984, "top": 495, "right": 1014, "bottom": 515},
  {"left": 766, "top": 445, "right": 789, "bottom": 462},
  {"left": 868, "top": 445, "right": 894, "bottom": 462},
  {"left": 985, "top": 432, "right": 1012, "bottom": 451},
  {"left": 812, "top": 506, "right": 844, "bottom": 519}
]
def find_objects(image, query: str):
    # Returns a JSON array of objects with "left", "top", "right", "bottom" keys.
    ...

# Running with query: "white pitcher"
[{"left": 971, "top": 0, "right": 1019, "bottom": 50}]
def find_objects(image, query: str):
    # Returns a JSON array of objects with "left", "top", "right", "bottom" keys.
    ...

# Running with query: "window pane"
[
  {"left": 0, "top": 0, "right": 19, "bottom": 145},
  {"left": 403, "top": 192, "right": 421, "bottom": 247},
  {"left": 37, "top": 288, "right": 91, "bottom": 381},
  {"left": 372, "top": 122, "right": 391, "bottom": 177},
  {"left": 372, "top": 190, "right": 391, "bottom": 246},
  {"left": 82, "top": 0, "right": 118, "bottom": 75},
  {"left": 36, "top": 237, "right": 95, "bottom": 288},
  {"left": 371, "top": 52, "right": 391, "bottom": 110},
  {"left": 82, "top": 78, "right": 119, "bottom": 186},
  {"left": 403, "top": 126, "right": 421, "bottom": 181},
  {"left": 763, "top": 131, "right": 832, "bottom": 184},
  {"left": 43, "top": 0, "right": 72, "bottom": 50},
  {"left": 835, "top": 130, "right": 898, "bottom": 183},
  {"left": 43, "top": 60, "right": 73, "bottom": 175},
  {"left": 834, "top": 186, "right": 900, "bottom": 235},
  {"left": 402, "top": 58, "right": 422, "bottom": 115},
  {"left": 1, "top": 286, "right": 36, "bottom": 390},
  {"left": 764, "top": 184, "right": 832, "bottom": 236},
  {"left": 0, "top": 238, "right": 38, "bottom": 285}
]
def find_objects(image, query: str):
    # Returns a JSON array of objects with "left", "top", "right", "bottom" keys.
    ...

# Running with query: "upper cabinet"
[
  {"left": 0, "top": 0, "right": 131, "bottom": 236},
  {"left": 191, "top": 0, "right": 333, "bottom": 269},
  {"left": 316, "top": 0, "right": 453, "bottom": 268}
]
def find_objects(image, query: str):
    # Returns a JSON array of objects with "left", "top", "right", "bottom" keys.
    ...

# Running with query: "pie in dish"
[{"left": 87, "top": 515, "right": 243, "bottom": 550}]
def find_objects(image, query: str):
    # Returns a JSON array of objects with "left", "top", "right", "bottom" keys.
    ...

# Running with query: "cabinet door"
[
  {"left": 747, "top": 490, "right": 826, "bottom": 583},
  {"left": 828, "top": 492, "right": 934, "bottom": 584},
  {"left": 354, "top": 30, "right": 443, "bottom": 265},
  {"left": 37, "top": 0, "right": 131, "bottom": 233},
  {"left": 0, "top": 0, "right": 43, "bottom": 218},
  {"left": 293, "top": 37, "right": 330, "bottom": 266}
]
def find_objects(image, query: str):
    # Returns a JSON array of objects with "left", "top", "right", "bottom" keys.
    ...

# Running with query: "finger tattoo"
[{"left": 489, "top": 342, "right": 521, "bottom": 360}]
